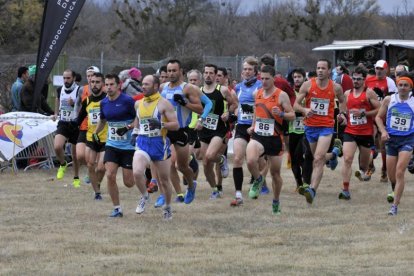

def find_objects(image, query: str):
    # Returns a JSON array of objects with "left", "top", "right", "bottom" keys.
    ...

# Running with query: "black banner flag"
[{"left": 33, "top": 0, "right": 86, "bottom": 112}]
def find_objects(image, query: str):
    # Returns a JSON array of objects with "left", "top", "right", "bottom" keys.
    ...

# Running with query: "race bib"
[
  {"left": 139, "top": 118, "right": 161, "bottom": 137},
  {"left": 88, "top": 108, "right": 100, "bottom": 125},
  {"left": 239, "top": 105, "right": 254, "bottom": 121},
  {"left": 293, "top": 116, "right": 305, "bottom": 131},
  {"left": 202, "top": 113, "right": 219, "bottom": 130},
  {"left": 60, "top": 106, "right": 74, "bottom": 122},
  {"left": 254, "top": 118, "right": 274, "bottom": 136},
  {"left": 310, "top": 98, "right": 329, "bottom": 116},
  {"left": 108, "top": 122, "right": 128, "bottom": 141},
  {"left": 349, "top": 109, "right": 367, "bottom": 125},
  {"left": 390, "top": 112, "right": 412, "bottom": 132}
]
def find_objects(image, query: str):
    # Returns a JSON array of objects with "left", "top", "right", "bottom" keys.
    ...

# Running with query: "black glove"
[
  {"left": 147, "top": 118, "right": 162, "bottom": 130},
  {"left": 92, "top": 133, "right": 100, "bottom": 144},
  {"left": 116, "top": 127, "right": 129, "bottom": 136},
  {"left": 241, "top": 104, "right": 254, "bottom": 113},
  {"left": 130, "top": 134, "right": 138, "bottom": 147},
  {"left": 228, "top": 114, "right": 238, "bottom": 123},
  {"left": 173, "top": 94, "right": 188, "bottom": 106}
]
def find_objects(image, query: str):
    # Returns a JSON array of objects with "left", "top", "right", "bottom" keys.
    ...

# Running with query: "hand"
[
  {"left": 92, "top": 133, "right": 101, "bottom": 144},
  {"left": 304, "top": 108, "right": 313, "bottom": 118},
  {"left": 228, "top": 113, "right": 238, "bottom": 123},
  {"left": 195, "top": 120, "right": 203, "bottom": 131},
  {"left": 247, "top": 127, "right": 253, "bottom": 135},
  {"left": 381, "top": 131, "right": 390, "bottom": 142},
  {"left": 271, "top": 106, "right": 282, "bottom": 116},
  {"left": 147, "top": 118, "right": 161, "bottom": 130},
  {"left": 51, "top": 114, "right": 57, "bottom": 121},
  {"left": 241, "top": 104, "right": 253, "bottom": 113},
  {"left": 337, "top": 113, "right": 347, "bottom": 125},
  {"left": 68, "top": 98, "right": 75, "bottom": 107},
  {"left": 116, "top": 127, "right": 129, "bottom": 136},
  {"left": 130, "top": 134, "right": 138, "bottom": 147},
  {"left": 173, "top": 94, "right": 188, "bottom": 106},
  {"left": 350, "top": 109, "right": 362, "bottom": 118},
  {"left": 221, "top": 111, "right": 229, "bottom": 122}
]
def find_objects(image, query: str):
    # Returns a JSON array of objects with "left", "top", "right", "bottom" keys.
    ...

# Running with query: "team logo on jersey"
[{"left": 0, "top": 122, "right": 24, "bottom": 148}]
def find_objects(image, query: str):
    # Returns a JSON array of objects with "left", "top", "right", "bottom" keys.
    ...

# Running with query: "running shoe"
[
  {"left": 83, "top": 175, "right": 91, "bottom": 185},
  {"left": 387, "top": 191, "right": 394, "bottom": 203},
  {"left": 136, "top": 195, "right": 150, "bottom": 214},
  {"left": 338, "top": 190, "right": 351, "bottom": 200},
  {"left": 73, "top": 178, "right": 81, "bottom": 188},
  {"left": 355, "top": 170, "right": 371, "bottom": 181},
  {"left": 210, "top": 190, "right": 222, "bottom": 199},
  {"left": 109, "top": 208, "right": 123, "bottom": 218},
  {"left": 304, "top": 187, "right": 315, "bottom": 204},
  {"left": 230, "top": 197, "right": 243, "bottom": 207},
  {"left": 260, "top": 181, "right": 270, "bottom": 195},
  {"left": 333, "top": 138, "right": 343, "bottom": 157},
  {"left": 249, "top": 176, "right": 264, "bottom": 199},
  {"left": 184, "top": 181, "right": 197, "bottom": 204},
  {"left": 175, "top": 193, "right": 185, "bottom": 203},
  {"left": 388, "top": 204, "right": 398, "bottom": 216},
  {"left": 219, "top": 155, "right": 229, "bottom": 178},
  {"left": 298, "top": 184, "right": 310, "bottom": 196},
  {"left": 272, "top": 202, "right": 281, "bottom": 215},
  {"left": 329, "top": 156, "right": 338, "bottom": 170},
  {"left": 94, "top": 193, "right": 102, "bottom": 200},
  {"left": 147, "top": 180, "right": 158, "bottom": 193},
  {"left": 56, "top": 163, "right": 67, "bottom": 180},
  {"left": 163, "top": 205, "right": 172, "bottom": 220},
  {"left": 154, "top": 194, "right": 165, "bottom": 208}
]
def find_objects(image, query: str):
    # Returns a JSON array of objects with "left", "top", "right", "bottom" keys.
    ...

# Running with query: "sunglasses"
[{"left": 352, "top": 77, "right": 364, "bottom": 81}]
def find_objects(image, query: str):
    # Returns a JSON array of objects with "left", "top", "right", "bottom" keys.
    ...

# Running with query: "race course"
[{"left": 1, "top": 156, "right": 413, "bottom": 275}]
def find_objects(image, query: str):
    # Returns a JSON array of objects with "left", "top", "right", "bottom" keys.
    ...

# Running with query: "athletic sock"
[
  {"left": 343, "top": 182, "right": 349, "bottom": 191},
  {"left": 233, "top": 167, "right": 243, "bottom": 191},
  {"left": 272, "top": 199, "right": 279, "bottom": 205},
  {"left": 235, "top": 191, "right": 242, "bottom": 199}
]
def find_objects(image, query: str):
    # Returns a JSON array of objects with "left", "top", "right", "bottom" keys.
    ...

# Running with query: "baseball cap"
[
  {"left": 375, "top": 60, "right": 388, "bottom": 69},
  {"left": 86, "top": 66, "right": 100, "bottom": 73},
  {"left": 129, "top": 67, "right": 142, "bottom": 80}
]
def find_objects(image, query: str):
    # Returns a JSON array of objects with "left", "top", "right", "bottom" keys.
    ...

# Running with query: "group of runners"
[{"left": 51, "top": 56, "right": 414, "bottom": 219}]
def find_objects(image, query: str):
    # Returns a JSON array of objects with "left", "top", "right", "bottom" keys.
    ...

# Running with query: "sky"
[{"left": 237, "top": 0, "right": 409, "bottom": 14}]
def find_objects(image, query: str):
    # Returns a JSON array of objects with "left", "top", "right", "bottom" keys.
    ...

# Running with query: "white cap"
[
  {"left": 86, "top": 66, "right": 100, "bottom": 73},
  {"left": 374, "top": 60, "right": 388, "bottom": 69}
]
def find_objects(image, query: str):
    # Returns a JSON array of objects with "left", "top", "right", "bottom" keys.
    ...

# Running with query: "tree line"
[{"left": 0, "top": 0, "right": 413, "bottom": 70}]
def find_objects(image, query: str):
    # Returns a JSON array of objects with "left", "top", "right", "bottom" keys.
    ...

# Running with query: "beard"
[{"left": 64, "top": 82, "right": 73, "bottom": 88}]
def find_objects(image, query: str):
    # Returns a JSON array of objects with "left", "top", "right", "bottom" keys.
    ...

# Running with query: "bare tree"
[{"left": 390, "top": 0, "right": 414, "bottom": 39}]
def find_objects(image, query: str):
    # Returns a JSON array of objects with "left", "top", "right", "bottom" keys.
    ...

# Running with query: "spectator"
[
  {"left": 335, "top": 64, "right": 353, "bottom": 92},
  {"left": 20, "top": 65, "right": 54, "bottom": 115},
  {"left": 11, "top": 66, "right": 29, "bottom": 111}
]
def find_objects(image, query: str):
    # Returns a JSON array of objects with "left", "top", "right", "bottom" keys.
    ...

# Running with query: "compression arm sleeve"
[{"left": 200, "top": 94, "right": 213, "bottom": 120}]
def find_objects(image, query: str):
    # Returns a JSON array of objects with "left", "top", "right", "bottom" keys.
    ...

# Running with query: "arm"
[
  {"left": 278, "top": 92, "right": 295, "bottom": 122},
  {"left": 183, "top": 84, "right": 203, "bottom": 114},
  {"left": 220, "top": 86, "right": 238, "bottom": 122},
  {"left": 365, "top": 88, "right": 380, "bottom": 117},
  {"left": 76, "top": 99, "right": 88, "bottom": 126},
  {"left": 199, "top": 93, "right": 212, "bottom": 120},
  {"left": 334, "top": 83, "right": 346, "bottom": 114},
  {"left": 375, "top": 96, "right": 390, "bottom": 141},
  {"left": 293, "top": 80, "right": 310, "bottom": 116},
  {"left": 161, "top": 99, "right": 179, "bottom": 131}
]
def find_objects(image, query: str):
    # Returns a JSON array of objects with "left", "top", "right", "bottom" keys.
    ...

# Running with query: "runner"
[
  {"left": 160, "top": 59, "right": 204, "bottom": 204},
  {"left": 54, "top": 69, "right": 83, "bottom": 187},
  {"left": 132, "top": 74, "right": 179, "bottom": 220},
  {"left": 93, "top": 74, "right": 140, "bottom": 217},
  {"left": 230, "top": 56, "right": 263, "bottom": 206},
  {"left": 375, "top": 75, "right": 414, "bottom": 215},
  {"left": 246, "top": 65, "right": 295, "bottom": 214},
  {"left": 77, "top": 72, "right": 107, "bottom": 200},
  {"left": 338, "top": 67, "right": 380, "bottom": 200},
  {"left": 196, "top": 63, "right": 237, "bottom": 199},
  {"left": 288, "top": 68, "right": 313, "bottom": 193},
  {"left": 293, "top": 59, "right": 346, "bottom": 204}
]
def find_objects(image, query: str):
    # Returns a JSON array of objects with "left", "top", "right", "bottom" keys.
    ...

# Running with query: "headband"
[{"left": 397, "top": 77, "right": 413, "bottom": 88}]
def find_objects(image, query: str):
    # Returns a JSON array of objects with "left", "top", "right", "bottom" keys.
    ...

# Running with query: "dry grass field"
[{"left": 1, "top": 156, "right": 414, "bottom": 275}]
